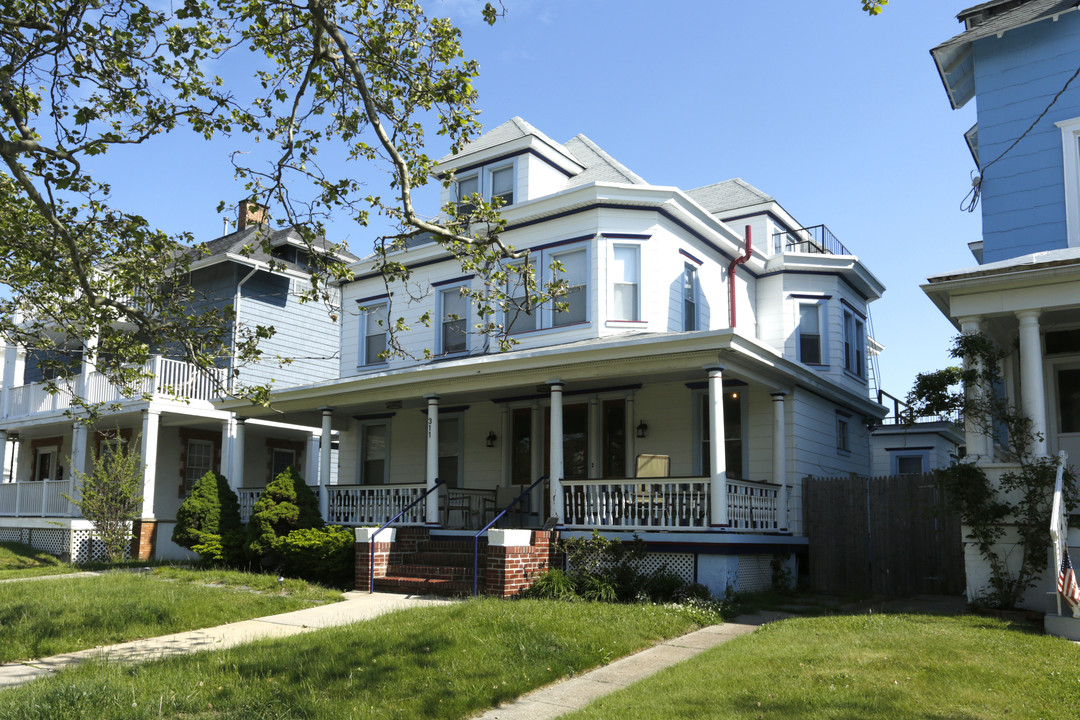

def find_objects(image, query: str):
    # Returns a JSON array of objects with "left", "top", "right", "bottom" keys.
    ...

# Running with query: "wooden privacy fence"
[{"left": 803, "top": 473, "right": 964, "bottom": 597}]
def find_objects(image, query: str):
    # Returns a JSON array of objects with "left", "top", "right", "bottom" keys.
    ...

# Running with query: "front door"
[{"left": 1052, "top": 363, "right": 1080, "bottom": 464}]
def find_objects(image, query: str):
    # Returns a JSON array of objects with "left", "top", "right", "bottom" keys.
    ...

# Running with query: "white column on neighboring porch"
[
  {"left": 307, "top": 432, "right": 321, "bottom": 494},
  {"left": 69, "top": 422, "right": 89, "bottom": 518},
  {"left": 958, "top": 316, "right": 989, "bottom": 458},
  {"left": 220, "top": 417, "right": 234, "bottom": 488},
  {"left": 706, "top": 365, "right": 728, "bottom": 528},
  {"left": 139, "top": 409, "right": 160, "bottom": 519},
  {"left": 626, "top": 393, "right": 636, "bottom": 475},
  {"left": 231, "top": 419, "right": 245, "bottom": 490},
  {"left": 588, "top": 397, "right": 600, "bottom": 479},
  {"left": 1016, "top": 310, "right": 1048, "bottom": 457},
  {"left": 771, "top": 392, "right": 789, "bottom": 532},
  {"left": 548, "top": 380, "right": 565, "bottom": 524},
  {"left": 319, "top": 408, "right": 333, "bottom": 521},
  {"left": 424, "top": 395, "right": 441, "bottom": 526},
  {"left": 0, "top": 430, "right": 7, "bottom": 484}
]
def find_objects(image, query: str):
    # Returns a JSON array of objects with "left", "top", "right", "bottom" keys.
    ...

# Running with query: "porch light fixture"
[
  {"left": 486, "top": 431, "right": 497, "bottom": 447},
  {"left": 636, "top": 420, "right": 648, "bottom": 439}
]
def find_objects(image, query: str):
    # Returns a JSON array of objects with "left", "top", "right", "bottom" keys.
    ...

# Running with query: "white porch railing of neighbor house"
[
  {"left": 0, "top": 480, "right": 79, "bottom": 517},
  {"left": 4, "top": 357, "right": 225, "bottom": 419},
  {"left": 561, "top": 477, "right": 782, "bottom": 532},
  {"left": 238, "top": 488, "right": 263, "bottom": 524}
]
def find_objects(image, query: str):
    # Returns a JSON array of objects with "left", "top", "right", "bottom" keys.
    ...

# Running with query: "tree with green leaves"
[
  {"left": 244, "top": 465, "right": 322, "bottom": 565},
  {"left": 907, "top": 333, "right": 1077, "bottom": 608},
  {"left": 173, "top": 470, "right": 244, "bottom": 566},
  {"left": 68, "top": 435, "right": 144, "bottom": 563},
  {"left": 0, "top": 0, "right": 561, "bottom": 413}
]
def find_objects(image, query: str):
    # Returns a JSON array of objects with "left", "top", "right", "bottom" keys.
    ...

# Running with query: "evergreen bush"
[
  {"left": 245, "top": 465, "right": 323, "bottom": 565},
  {"left": 277, "top": 525, "right": 355, "bottom": 588},
  {"left": 172, "top": 471, "right": 244, "bottom": 566}
]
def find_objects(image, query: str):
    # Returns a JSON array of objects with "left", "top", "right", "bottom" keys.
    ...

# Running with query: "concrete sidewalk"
[
  {"left": 0, "top": 591, "right": 454, "bottom": 689},
  {"left": 469, "top": 610, "right": 785, "bottom": 720}
]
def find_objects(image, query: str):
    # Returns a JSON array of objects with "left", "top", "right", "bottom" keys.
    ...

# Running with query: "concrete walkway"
[
  {"left": 470, "top": 611, "right": 785, "bottom": 720},
  {"left": 0, "top": 591, "right": 454, "bottom": 689}
]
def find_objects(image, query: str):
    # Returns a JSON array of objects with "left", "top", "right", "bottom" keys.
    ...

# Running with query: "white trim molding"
[{"left": 1055, "top": 116, "right": 1080, "bottom": 248}]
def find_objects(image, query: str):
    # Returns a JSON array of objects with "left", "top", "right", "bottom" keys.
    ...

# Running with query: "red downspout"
[{"left": 728, "top": 225, "right": 752, "bottom": 328}]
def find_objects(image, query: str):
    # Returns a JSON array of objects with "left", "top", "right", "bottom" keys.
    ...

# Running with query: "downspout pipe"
[{"left": 728, "top": 225, "right": 752, "bottom": 328}]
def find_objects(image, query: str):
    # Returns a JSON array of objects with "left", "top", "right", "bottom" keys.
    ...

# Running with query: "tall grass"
[
  {"left": 0, "top": 599, "right": 707, "bottom": 719},
  {"left": 0, "top": 568, "right": 341, "bottom": 663},
  {"left": 563, "top": 613, "right": 1080, "bottom": 720},
  {"left": 0, "top": 541, "right": 73, "bottom": 579}
]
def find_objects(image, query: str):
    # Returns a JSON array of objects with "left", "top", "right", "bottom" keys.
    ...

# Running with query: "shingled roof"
[{"left": 684, "top": 179, "right": 774, "bottom": 216}]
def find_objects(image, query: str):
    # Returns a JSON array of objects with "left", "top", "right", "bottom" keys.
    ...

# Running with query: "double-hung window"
[
  {"left": 490, "top": 166, "right": 514, "bottom": 207},
  {"left": 505, "top": 261, "right": 537, "bottom": 333},
  {"left": 440, "top": 286, "right": 469, "bottom": 354},
  {"left": 683, "top": 264, "right": 698, "bottom": 331},
  {"left": 455, "top": 173, "right": 479, "bottom": 214},
  {"left": 836, "top": 414, "right": 850, "bottom": 453},
  {"left": 552, "top": 249, "right": 587, "bottom": 326},
  {"left": 843, "top": 309, "right": 866, "bottom": 377},
  {"left": 361, "top": 302, "right": 388, "bottom": 366},
  {"left": 611, "top": 245, "right": 640, "bottom": 321},
  {"left": 798, "top": 303, "right": 823, "bottom": 365},
  {"left": 185, "top": 439, "right": 214, "bottom": 491}
]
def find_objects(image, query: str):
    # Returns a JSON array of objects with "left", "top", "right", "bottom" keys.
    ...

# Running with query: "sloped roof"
[
  {"left": 189, "top": 226, "right": 356, "bottom": 270},
  {"left": 437, "top": 116, "right": 578, "bottom": 167},
  {"left": 684, "top": 179, "right": 775, "bottom": 216},
  {"left": 563, "top": 134, "right": 647, "bottom": 186},
  {"left": 932, "top": 0, "right": 1080, "bottom": 109}
]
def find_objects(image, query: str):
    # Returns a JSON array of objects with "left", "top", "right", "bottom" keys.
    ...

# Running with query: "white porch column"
[
  {"left": 220, "top": 417, "right": 234, "bottom": 489},
  {"left": 232, "top": 419, "right": 245, "bottom": 491},
  {"left": 626, "top": 393, "right": 636, "bottom": 475},
  {"left": 307, "top": 432, "right": 321, "bottom": 493},
  {"left": 139, "top": 409, "right": 160, "bottom": 519},
  {"left": 959, "top": 317, "right": 989, "bottom": 458},
  {"left": 319, "top": 408, "right": 333, "bottom": 521},
  {"left": 0, "top": 430, "right": 7, "bottom": 484},
  {"left": 548, "top": 380, "right": 565, "bottom": 524},
  {"left": 706, "top": 365, "right": 728, "bottom": 528},
  {"left": 69, "top": 423, "right": 89, "bottom": 518},
  {"left": 771, "top": 392, "right": 789, "bottom": 532},
  {"left": 424, "top": 395, "right": 441, "bottom": 526},
  {"left": 1016, "top": 310, "right": 1048, "bottom": 457}
]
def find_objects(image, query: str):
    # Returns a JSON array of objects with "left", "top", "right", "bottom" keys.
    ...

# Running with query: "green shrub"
[
  {"left": 518, "top": 568, "right": 578, "bottom": 601},
  {"left": 172, "top": 471, "right": 244, "bottom": 566},
  {"left": 276, "top": 526, "right": 355, "bottom": 588},
  {"left": 245, "top": 466, "right": 323, "bottom": 565}
]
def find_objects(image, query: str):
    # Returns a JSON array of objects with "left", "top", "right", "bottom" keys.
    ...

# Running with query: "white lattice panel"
[
  {"left": 30, "top": 528, "right": 68, "bottom": 557},
  {"left": 0, "top": 528, "right": 27, "bottom": 543},
  {"left": 737, "top": 554, "right": 773, "bottom": 592},
  {"left": 70, "top": 529, "right": 113, "bottom": 563},
  {"left": 639, "top": 552, "right": 695, "bottom": 584}
]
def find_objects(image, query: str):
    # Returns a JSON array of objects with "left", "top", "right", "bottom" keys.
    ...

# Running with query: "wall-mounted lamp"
[
  {"left": 486, "top": 431, "right": 497, "bottom": 448},
  {"left": 636, "top": 420, "right": 648, "bottom": 439}
]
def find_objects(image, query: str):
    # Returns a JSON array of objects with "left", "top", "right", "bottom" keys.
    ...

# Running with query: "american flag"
[{"left": 1059, "top": 548, "right": 1080, "bottom": 611}]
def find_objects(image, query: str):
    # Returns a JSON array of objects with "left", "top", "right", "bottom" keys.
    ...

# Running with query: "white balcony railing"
[
  {"left": 0, "top": 480, "right": 80, "bottom": 517},
  {"left": 3, "top": 357, "right": 225, "bottom": 419},
  {"left": 326, "top": 483, "right": 429, "bottom": 526}
]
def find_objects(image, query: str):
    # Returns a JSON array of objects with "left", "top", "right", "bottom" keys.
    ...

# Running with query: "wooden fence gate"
[{"left": 803, "top": 473, "right": 964, "bottom": 597}]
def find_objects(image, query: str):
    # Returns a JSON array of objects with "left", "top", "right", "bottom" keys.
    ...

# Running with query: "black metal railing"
[
  {"left": 366, "top": 478, "right": 444, "bottom": 593},
  {"left": 472, "top": 475, "right": 548, "bottom": 597},
  {"left": 877, "top": 389, "right": 962, "bottom": 426},
  {"left": 772, "top": 224, "right": 851, "bottom": 256}
]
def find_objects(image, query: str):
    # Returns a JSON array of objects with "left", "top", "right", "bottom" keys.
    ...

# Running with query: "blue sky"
[{"left": 95, "top": 0, "right": 980, "bottom": 400}]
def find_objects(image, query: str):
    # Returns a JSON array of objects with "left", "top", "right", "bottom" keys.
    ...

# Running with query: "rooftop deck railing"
[
  {"left": 773, "top": 224, "right": 851, "bottom": 256},
  {"left": 877, "top": 389, "right": 962, "bottom": 426}
]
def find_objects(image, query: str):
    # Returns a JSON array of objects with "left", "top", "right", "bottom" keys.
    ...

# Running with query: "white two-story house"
[{"left": 221, "top": 118, "right": 886, "bottom": 595}]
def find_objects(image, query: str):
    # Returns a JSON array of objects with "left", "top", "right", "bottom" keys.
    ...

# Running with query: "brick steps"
[
  {"left": 374, "top": 537, "right": 487, "bottom": 597},
  {"left": 374, "top": 574, "right": 479, "bottom": 596}
]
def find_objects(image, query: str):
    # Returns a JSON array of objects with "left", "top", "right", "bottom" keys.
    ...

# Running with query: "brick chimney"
[{"left": 237, "top": 199, "right": 267, "bottom": 230}]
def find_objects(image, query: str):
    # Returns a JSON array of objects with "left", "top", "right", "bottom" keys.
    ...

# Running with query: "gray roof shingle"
[
  {"left": 685, "top": 179, "right": 774, "bottom": 215},
  {"left": 562, "top": 134, "right": 647, "bottom": 186}
]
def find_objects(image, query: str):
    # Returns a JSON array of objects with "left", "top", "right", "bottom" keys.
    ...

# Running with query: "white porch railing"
[
  {"left": 238, "top": 488, "right": 263, "bottom": 524},
  {"left": 0, "top": 480, "right": 79, "bottom": 517},
  {"left": 561, "top": 477, "right": 782, "bottom": 532},
  {"left": 4, "top": 357, "right": 225, "bottom": 419},
  {"left": 326, "top": 483, "right": 429, "bottom": 526}
]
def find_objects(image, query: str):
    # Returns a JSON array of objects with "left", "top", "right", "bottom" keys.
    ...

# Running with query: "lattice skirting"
[
  {"left": 0, "top": 526, "right": 121, "bottom": 563},
  {"left": 567, "top": 551, "right": 696, "bottom": 585},
  {"left": 737, "top": 554, "right": 773, "bottom": 592}
]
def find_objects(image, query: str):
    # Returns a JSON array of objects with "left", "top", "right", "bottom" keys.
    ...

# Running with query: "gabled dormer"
[{"left": 436, "top": 117, "right": 586, "bottom": 210}]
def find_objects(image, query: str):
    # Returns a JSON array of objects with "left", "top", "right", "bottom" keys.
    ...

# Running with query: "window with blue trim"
[
  {"left": 798, "top": 303, "right": 823, "bottom": 365},
  {"left": 439, "top": 285, "right": 469, "bottom": 355},
  {"left": 552, "top": 248, "right": 587, "bottom": 326},
  {"left": 360, "top": 302, "right": 388, "bottom": 366}
]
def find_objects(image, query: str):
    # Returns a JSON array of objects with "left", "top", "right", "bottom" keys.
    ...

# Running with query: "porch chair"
[
  {"left": 443, "top": 490, "right": 471, "bottom": 529},
  {"left": 484, "top": 485, "right": 528, "bottom": 528}
]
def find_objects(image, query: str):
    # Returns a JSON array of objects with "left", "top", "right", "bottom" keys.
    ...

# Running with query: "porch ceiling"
[{"left": 221, "top": 329, "right": 882, "bottom": 429}]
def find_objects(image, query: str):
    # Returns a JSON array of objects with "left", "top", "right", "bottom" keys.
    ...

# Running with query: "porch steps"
[{"left": 375, "top": 538, "right": 487, "bottom": 597}]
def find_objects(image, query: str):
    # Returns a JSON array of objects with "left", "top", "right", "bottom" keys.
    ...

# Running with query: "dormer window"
[
  {"left": 490, "top": 166, "right": 514, "bottom": 207},
  {"left": 455, "top": 173, "right": 479, "bottom": 214}
]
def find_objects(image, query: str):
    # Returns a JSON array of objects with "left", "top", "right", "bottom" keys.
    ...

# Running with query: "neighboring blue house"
[
  {"left": 926, "top": 0, "right": 1080, "bottom": 610},
  {"left": 0, "top": 203, "right": 351, "bottom": 561}
]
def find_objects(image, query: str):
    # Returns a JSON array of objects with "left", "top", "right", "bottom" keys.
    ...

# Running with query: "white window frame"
[
  {"left": 487, "top": 162, "right": 515, "bottom": 208},
  {"left": 33, "top": 445, "right": 60, "bottom": 482},
  {"left": 1056, "top": 116, "right": 1080, "bottom": 248},
  {"left": 683, "top": 263, "right": 698, "bottom": 331},
  {"left": 836, "top": 416, "right": 850, "bottom": 453},
  {"left": 359, "top": 301, "right": 389, "bottom": 367},
  {"left": 797, "top": 301, "right": 826, "bottom": 366},
  {"left": 549, "top": 245, "right": 589, "bottom": 328},
  {"left": 437, "top": 282, "right": 470, "bottom": 356},
  {"left": 357, "top": 420, "right": 391, "bottom": 485},
  {"left": 843, "top": 309, "right": 866, "bottom": 378},
  {"left": 891, "top": 450, "right": 929, "bottom": 475},
  {"left": 610, "top": 244, "right": 641, "bottom": 322},
  {"left": 185, "top": 439, "right": 214, "bottom": 491},
  {"left": 504, "top": 260, "right": 537, "bottom": 335},
  {"left": 454, "top": 172, "right": 480, "bottom": 212}
]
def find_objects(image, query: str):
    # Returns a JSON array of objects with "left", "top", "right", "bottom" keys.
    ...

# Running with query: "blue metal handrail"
[
  {"left": 472, "top": 475, "right": 549, "bottom": 597},
  {"left": 367, "top": 478, "right": 444, "bottom": 593}
]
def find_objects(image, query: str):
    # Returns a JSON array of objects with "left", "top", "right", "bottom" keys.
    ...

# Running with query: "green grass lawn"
[
  {"left": 0, "top": 567, "right": 342, "bottom": 663},
  {"left": 0, "top": 541, "right": 76, "bottom": 579},
  {"left": 0, "top": 599, "right": 707, "bottom": 719},
  {"left": 562, "top": 613, "right": 1080, "bottom": 720}
]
